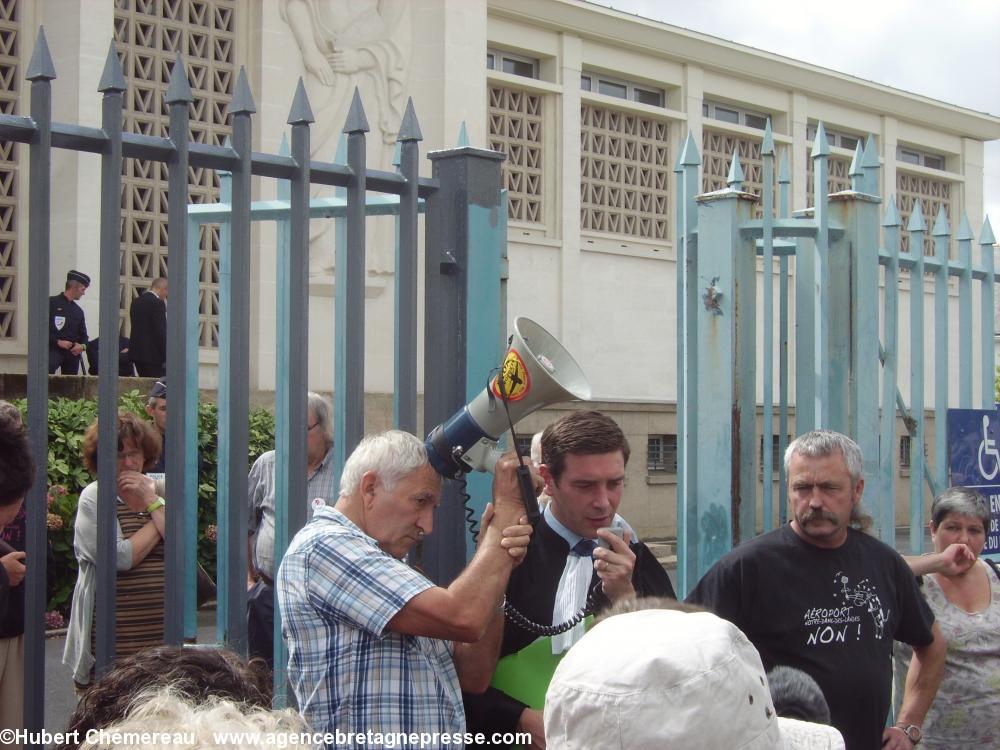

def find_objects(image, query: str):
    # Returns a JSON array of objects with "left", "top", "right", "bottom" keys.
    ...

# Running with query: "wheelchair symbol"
[{"left": 978, "top": 415, "right": 1000, "bottom": 481}]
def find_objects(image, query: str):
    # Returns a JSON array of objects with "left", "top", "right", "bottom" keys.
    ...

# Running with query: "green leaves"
[{"left": 13, "top": 395, "right": 275, "bottom": 616}]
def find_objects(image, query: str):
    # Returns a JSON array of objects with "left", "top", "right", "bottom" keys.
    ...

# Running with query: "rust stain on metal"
[{"left": 731, "top": 404, "right": 741, "bottom": 545}]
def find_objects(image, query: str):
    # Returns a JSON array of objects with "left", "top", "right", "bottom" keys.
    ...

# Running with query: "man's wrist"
[
  {"left": 145, "top": 497, "right": 165, "bottom": 514},
  {"left": 893, "top": 723, "right": 922, "bottom": 745}
]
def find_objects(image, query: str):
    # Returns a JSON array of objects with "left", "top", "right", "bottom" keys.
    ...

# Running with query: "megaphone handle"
[{"left": 515, "top": 464, "right": 541, "bottom": 523}]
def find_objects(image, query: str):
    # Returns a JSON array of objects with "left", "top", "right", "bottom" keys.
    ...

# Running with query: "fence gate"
[
  {"left": 1, "top": 28, "right": 505, "bottom": 732},
  {"left": 675, "top": 120, "right": 998, "bottom": 596}
]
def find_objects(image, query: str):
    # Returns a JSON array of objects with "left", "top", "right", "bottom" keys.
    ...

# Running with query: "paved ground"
[{"left": 44, "top": 607, "right": 218, "bottom": 732}]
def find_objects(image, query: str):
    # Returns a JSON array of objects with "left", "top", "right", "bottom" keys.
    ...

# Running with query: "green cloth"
[{"left": 489, "top": 617, "right": 594, "bottom": 709}]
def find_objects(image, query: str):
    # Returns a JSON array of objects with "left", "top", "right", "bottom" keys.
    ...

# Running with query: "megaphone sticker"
[{"left": 491, "top": 349, "right": 531, "bottom": 402}]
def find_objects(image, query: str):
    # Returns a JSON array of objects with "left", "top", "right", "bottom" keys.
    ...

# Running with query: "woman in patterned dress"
[
  {"left": 900, "top": 487, "right": 1000, "bottom": 749},
  {"left": 63, "top": 412, "right": 166, "bottom": 690}
]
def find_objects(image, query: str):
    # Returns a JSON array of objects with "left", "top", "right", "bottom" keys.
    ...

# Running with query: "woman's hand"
[{"left": 118, "top": 471, "right": 157, "bottom": 513}]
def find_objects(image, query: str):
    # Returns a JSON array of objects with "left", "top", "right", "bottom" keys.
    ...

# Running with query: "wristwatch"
[{"left": 895, "top": 724, "right": 922, "bottom": 745}]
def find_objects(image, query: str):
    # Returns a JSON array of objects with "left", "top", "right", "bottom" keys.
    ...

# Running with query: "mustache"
[{"left": 800, "top": 510, "right": 839, "bottom": 524}]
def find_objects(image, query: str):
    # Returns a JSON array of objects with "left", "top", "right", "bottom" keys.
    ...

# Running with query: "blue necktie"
[{"left": 571, "top": 539, "right": 597, "bottom": 557}]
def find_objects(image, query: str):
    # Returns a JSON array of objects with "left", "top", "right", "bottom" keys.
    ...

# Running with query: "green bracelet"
[{"left": 145, "top": 498, "right": 165, "bottom": 513}]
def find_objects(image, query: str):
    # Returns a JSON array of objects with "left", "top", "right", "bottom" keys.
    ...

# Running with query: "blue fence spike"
[
  {"left": 680, "top": 130, "right": 701, "bottom": 166},
  {"left": 726, "top": 150, "right": 744, "bottom": 188},
  {"left": 956, "top": 212, "right": 974, "bottom": 241},
  {"left": 288, "top": 78, "right": 315, "bottom": 125},
  {"left": 334, "top": 132, "right": 347, "bottom": 163},
  {"left": 981, "top": 216, "right": 996, "bottom": 246},
  {"left": 849, "top": 142, "right": 863, "bottom": 177},
  {"left": 882, "top": 197, "right": 902, "bottom": 227},
  {"left": 278, "top": 132, "right": 290, "bottom": 157},
  {"left": 97, "top": 41, "right": 126, "bottom": 93},
  {"left": 761, "top": 119, "right": 775, "bottom": 156},
  {"left": 165, "top": 53, "right": 193, "bottom": 104},
  {"left": 811, "top": 122, "right": 830, "bottom": 158},
  {"left": 343, "top": 87, "right": 370, "bottom": 133},
  {"left": 931, "top": 205, "right": 950, "bottom": 236},
  {"left": 26, "top": 27, "right": 56, "bottom": 81},
  {"left": 228, "top": 67, "right": 257, "bottom": 115},
  {"left": 391, "top": 141, "right": 401, "bottom": 169},
  {"left": 907, "top": 201, "right": 927, "bottom": 232},
  {"left": 457, "top": 121, "right": 469, "bottom": 147}
]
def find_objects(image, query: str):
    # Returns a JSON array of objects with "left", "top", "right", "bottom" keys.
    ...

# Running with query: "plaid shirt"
[{"left": 277, "top": 506, "right": 465, "bottom": 747}]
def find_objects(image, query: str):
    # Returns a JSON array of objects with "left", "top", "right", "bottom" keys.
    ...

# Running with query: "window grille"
[
  {"left": 647, "top": 434, "right": 677, "bottom": 474},
  {"left": 0, "top": 0, "right": 18, "bottom": 340},
  {"left": 702, "top": 128, "right": 775, "bottom": 218},
  {"left": 896, "top": 173, "right": 952, "bottom": 256},
  {"left": 580, "top": 103, "right": 670, "bottom": 240},
  {"left": 899, "top": 435, "right": 911, "bottom": 476},
  {"left": 115, "top": 0, "right": 237, "bottom": 348},
  {"left": 488, "top": 85, "right": 543, "bottom": 224}
]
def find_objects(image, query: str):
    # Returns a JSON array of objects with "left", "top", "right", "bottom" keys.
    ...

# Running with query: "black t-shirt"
[{"left": 687, "top": 524, "right": 935, "bottom": 750}]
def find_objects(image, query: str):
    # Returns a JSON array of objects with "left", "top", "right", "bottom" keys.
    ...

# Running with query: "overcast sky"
[{"left": 592, "top": 0, "right": 1000, "bottom": 230}]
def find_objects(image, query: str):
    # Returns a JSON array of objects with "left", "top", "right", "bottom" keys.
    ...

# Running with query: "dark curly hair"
[
  {"left": 56, "top": 646, "right": 272, "bottom": 750},
  {"left": 0, "top": 401, "right": 33, "bottom": 507}
]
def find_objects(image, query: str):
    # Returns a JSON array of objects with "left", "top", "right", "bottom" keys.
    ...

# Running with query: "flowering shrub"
[{"left": 10, "top": 394, "right": 275, "bottom": 617}]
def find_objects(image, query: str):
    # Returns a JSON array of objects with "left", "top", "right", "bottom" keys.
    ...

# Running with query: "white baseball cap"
[{"left": 544, "top": 609, "right": 845, "bottom": 750}]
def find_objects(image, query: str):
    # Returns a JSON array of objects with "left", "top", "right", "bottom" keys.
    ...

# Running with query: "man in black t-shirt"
[{"left": 687, "top": 430, "right": 945, "bottom": 750}]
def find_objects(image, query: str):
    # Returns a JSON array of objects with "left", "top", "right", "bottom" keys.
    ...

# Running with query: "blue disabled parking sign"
[{"left": 947, "top": 408, "right": 1000, "bottom": 559}]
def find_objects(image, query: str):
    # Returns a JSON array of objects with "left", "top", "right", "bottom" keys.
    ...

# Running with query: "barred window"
[
  {"left": 896, "top": 173, "right": 952, "bottom": 256},
  {"left": 702, "top": 128, "right": 775, "bottom": 218},
  {"left": 647, "top": 435, "right": 677, "bottom": 474},
  {"left": 899, "top": 435, "right": 911, "bottom": 475}
]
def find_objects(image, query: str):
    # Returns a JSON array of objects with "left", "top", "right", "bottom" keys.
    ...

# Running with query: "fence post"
[
  {"left": 221, "top": 68, "right": 255, "bottom": 656},
  {"left": 675, "top": 131, "right": 700, "bottom": 596},
  {"left": 840, "top": 174, "right": 881, "bottom": 521},
  {"left": 979, "top": 218, "right": 996, "bottom": 409},
  {"left": 94, "top": 42, "right": 126, "bottom": 679},
  {"left": 878, "top": 199, "right": 902, "bottom": 544},
  {"left": 422, "top": 145, "right": 505, "bottom": 583},
  {"left": 907, "top": 203, "right": 927, "bottom": 553},
  {"left": 24, "top": 28, "right": 54, "bottom": 738},
  {"left": 394, "top": 99, "right": 422, "bottom": 434},
  {"left": 957, "top": 214, "right": 973, "bottom": 407},
  {"left": 692, "top": 151, "right": 757, "bottom": 572},
  {"left": 931, "top": 208, "right": 951, "bottom": 492}
]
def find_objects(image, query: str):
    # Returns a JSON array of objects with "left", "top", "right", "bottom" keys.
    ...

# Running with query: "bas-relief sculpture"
[{"left": 281, "top": 0, "right": 412, "bottom": 277}]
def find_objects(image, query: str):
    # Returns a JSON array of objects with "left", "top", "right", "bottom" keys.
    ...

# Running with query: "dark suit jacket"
[{"left": 128, "top": 290, "right": 166, "bottom": 370}]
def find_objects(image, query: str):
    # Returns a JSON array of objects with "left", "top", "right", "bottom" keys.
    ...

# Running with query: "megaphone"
[{"left": 425, "top": 317, "right": 591, "bottom": 481}]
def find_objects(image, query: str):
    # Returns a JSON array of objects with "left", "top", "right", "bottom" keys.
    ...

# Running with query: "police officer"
[{"left": 49, "top": 270, "right": 90, "bottom": 375}]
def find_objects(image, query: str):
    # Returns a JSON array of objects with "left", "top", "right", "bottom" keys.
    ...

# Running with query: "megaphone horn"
[{"left": 425, "top": 317, "right": 592, "bottom": 480}]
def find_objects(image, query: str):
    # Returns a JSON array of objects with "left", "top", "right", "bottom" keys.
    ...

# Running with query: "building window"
[
  {"left": 582, "top": 73, "right": 664, "bottom": 108},
  {"left": 487, "top": 48, "right": 538, "bottom": 79},
  {"left": 899, "top": 435, "right": 911, "bottom": 476},
  {"left": 647, "top": 435, "right": 678, "bottom": 474},
  {"left": 897, "top": 146, "right": 945, "bottom": 171},
  {"left": 703, "top": 100, "right": 770, "bottom": 130},
  {"left": 806, "top": 124, "right": 866, "bottom": 152},
  {"left": 702, "top": 128, "right": 776, "bottom": 218},
  {"left": 896, "top": 172, "right": 952, "bottom": 256},
  {"left": 580, "top": 104, "right": 670, "bottom": 240},
  {"left": 0, "top": 0, "right": 19, "bottom": 340}
]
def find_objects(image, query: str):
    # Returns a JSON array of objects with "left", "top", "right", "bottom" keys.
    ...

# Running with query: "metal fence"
[
  {"left": 1, "top": 28, "right": 505, "bottom": 732},
  {"left": 674, "top": 121, "right": 998, "bottom": 595}
]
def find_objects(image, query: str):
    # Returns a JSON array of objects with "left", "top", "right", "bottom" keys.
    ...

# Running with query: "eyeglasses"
[{"left": 307, "top": 422, "right": 320, "bottom": 432}]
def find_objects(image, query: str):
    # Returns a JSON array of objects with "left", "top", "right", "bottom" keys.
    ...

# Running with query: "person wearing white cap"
[
  {"left": 48, "top": 269, "right": 90, "bottom": 374},
  {"left": 544, "top": 608, "right": 846, "bottom": 750}
]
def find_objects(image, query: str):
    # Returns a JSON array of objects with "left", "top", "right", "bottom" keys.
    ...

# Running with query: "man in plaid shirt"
[{"left": 277, "top": 430, "right": 533, "bottom": 748}]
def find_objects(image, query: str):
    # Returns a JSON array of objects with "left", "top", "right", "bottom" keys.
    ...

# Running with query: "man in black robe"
[{"left": 464, "top": 410, "right": 676, "bottom": 747}]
